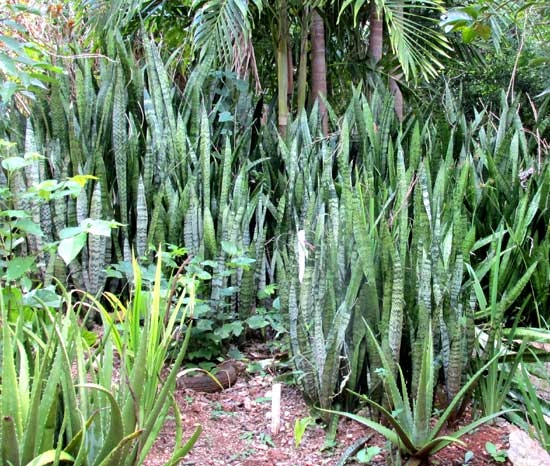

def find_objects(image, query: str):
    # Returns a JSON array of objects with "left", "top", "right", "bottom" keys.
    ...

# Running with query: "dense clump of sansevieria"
[
  {"left": 276, "top": 87, "right": 549, "bottom": 413},
  {"left": 2, "top": 30, "right": 549, "bottom": 415},
  {"left": 2, "top": 32, "right": 268, "bottom": 323}
]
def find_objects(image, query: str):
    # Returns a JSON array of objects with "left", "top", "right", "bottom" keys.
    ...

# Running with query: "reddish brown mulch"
[{"left": 144, "top": 366, "right": 512, "bottom": 466}]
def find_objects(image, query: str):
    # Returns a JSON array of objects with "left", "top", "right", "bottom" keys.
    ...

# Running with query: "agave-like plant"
[
  {"left": 0, "top": 249, "right": 201, "bottom": 466},
  {"left": 83, "top": 248, "right": 201, "bottom": 466},
  {"left": 325, "top": 323, "right": 509, "bottom": 461}
]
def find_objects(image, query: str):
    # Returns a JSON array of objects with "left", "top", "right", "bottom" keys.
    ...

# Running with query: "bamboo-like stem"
[
  {"left": 277, "top": 0, "right": 289, "bottom": 136},
  {"left": 287, "top": 45, "right": 294, "bottom": 100}
]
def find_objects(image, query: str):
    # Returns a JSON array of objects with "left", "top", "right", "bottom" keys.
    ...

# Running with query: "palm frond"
[{"left": 192, "top": 0, "right": 252, "bottom": 65}]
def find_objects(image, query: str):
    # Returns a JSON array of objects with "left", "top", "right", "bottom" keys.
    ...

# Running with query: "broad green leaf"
[
  {"left": 1, "top": 156, "right": 31, "bottom": 171},
  {"left": 218, "top": 111, "right": 233, "bottom": 122},
  {"left": 246, "top": 315, "right": 270, "bottom": 329},
  {"left": 0, "top": 210, "right": 30, "bottom": 218},
  {"left": 221, "top": 241, "right": 239, "bottom": 256},
  {"left": 6, "top": 256, "right": 36, "bottom": 280},
  {"left": 82, "top": 219, "right": 114, "bottom": 236},
  {"left": 58, "top": 233, "right": 87, "bottom": 265},
  {"left": 14, "top": 218, "right": 43, "bottom": 236}
]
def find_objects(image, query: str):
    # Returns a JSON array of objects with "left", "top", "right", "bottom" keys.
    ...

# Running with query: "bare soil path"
[{"left": 145, "top": 367, "right": 512, "bottom": 466}]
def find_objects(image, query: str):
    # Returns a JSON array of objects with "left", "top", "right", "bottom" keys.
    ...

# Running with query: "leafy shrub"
[{"left": 107, "top": 244, "right": 283, "bottom": 362}]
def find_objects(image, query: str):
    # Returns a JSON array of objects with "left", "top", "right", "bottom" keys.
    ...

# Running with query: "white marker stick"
[{"left": 271, "top": 383, "right": 282, "bottom": 435}]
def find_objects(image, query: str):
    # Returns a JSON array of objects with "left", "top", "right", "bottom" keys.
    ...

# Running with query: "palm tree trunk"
[
  {"left": 297, "top": 7, "right": 309, "bottom": 115},
  {"left": 277, "top": 0, "right": 289, "bottom": 135},
  {"left": 311, "top": 9, "right": 328, "bottom": 135},
  {"left": 368, "top": 2, "right": 404, "bottom": 121},
  {"left": 390, "top": 76, "right": 404, "bottom": 121},
  {"left": 367, "top": 1, "right": 383, "bottom": 63}
]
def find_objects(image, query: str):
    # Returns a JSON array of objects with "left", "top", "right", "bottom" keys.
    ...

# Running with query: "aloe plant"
[
  {"left": 0, "top": 250, "right": 201, "bottom": 465},
  {"left": 82, "top": 249, "right": 201, "bottom": 466},
  {"left": 325, "top": 324, "right": 509, "bottom": 460}
]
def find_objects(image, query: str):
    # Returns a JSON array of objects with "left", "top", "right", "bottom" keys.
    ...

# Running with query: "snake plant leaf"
[
  {"left": 112, "top": 65, "right": 130, "bottom": 261},
  {"left": 388, "top": 252, "right": 404, "bottom": 362},
  {"left": 136, "top": 176, "right": 148, "bottom": 259},
  {"left": 413, "top": 326, "right": 434, "bottom": 442},
  {"left": 217, "top": 137, "right": 233, "bottom": 229},
  {"left": 203, "top": 206, "right": 217, "bottom": 258},
  {"left": 88, "top": 183, "right": 106, "bottom": 296},
  {"left": 200, "top": 106, "right": 211, "bottom": 207},
  {"left": 145, "top": 36, "right": 177, "bottom": 143}
]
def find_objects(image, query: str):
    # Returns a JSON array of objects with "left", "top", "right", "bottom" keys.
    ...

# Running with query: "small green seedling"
[
  {"left": 356, "top": 446, "right": 382, "bottom": 463},
  {"left": 485, "top": 442, "right": 507, "bottom": 463},
  {"left": 210, "top": 401, "right": 237, "bottom": 419},
  {"left": 294, "top": 416, "right": 315, "bottom": 447},
  {"left": 259, "top": 432, "right": 275, "bottom": 447},
  {"left": 463, "top": 450, "right": 474, "bottom": 465},
  {"left": 240, "top": 431, "right": 254, "bottom": 443}
]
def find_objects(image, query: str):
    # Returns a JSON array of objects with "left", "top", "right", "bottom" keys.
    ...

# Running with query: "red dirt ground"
[{"left": 144, "top": 361, "right": 512, "bottom": 466}]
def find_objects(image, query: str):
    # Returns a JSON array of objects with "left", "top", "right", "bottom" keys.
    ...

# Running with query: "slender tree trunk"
[
  {"left": 311, "top": 9, "right": 328, "bottom": 135},
  {"left": 277, "top": 0, "right": 289, "bottom": 135},
  {"left": 390, "top": 76, "right": 404, "bottom": 121},
  {"left": 287, "top": 45, "right": 294, "bottom": 101},
  {"left": 297, "top": 7, "right": 309, "bottom": 115},
  {"left": 368, "top": 2, "right": 404, "bottom": 121},
  {"left": 367, "top": 1, "right": 383, "bottom": 63}
]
